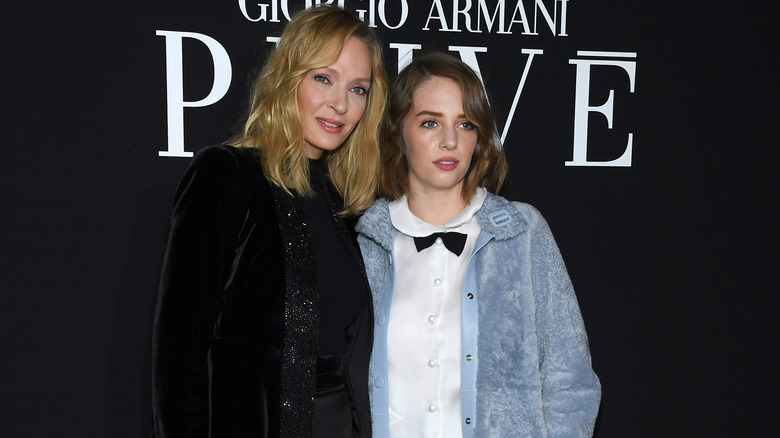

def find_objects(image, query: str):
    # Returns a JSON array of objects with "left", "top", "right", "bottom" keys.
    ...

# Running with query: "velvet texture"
[
  {"left": 357, "top": 194, "right": 601, "bottom": 438},
  {"left": 152, "top": 145, "right": 372, "bottom": 438}
]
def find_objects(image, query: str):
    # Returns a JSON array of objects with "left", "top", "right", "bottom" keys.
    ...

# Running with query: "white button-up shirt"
[{"left": 386, "top": 189, "right": 486, "bottom": 438}]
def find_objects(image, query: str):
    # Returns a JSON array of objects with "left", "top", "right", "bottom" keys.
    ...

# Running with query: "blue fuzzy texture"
[{"left": 357, "top": 193, "right": 601, "bottom": 437}]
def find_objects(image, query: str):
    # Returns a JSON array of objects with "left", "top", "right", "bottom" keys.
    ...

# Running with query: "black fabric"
[
  {"left": 152, "top": 145, "right": 372, "bottom": 438},
  {"left": 304, "top": 159, "right": 369, "bottom": 355},
  {"left": 312, "top": 305, "right": 372, "bottom": 438},
  {"left": 413, "top": 231, "right": 468, "bottom": 256},
  {"left": 303, "top": 158, "right": 373, "bottom": 437}
]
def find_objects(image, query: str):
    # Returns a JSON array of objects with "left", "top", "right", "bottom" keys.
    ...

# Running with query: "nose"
[
  {"left": 440, "top": 126, "right": 458, "bottom": 150},
  {"left": 328, "top": 89, "right": 348, "bottom": 115}
]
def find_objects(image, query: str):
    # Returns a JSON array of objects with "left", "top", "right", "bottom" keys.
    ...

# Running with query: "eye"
[
  {"left": 459, "top": 121, "right": 476, "bottom": 130},
  {"left": 351, "top": 85, "right": 368, "bottom": 95},
  {"left": 421, "top": 120, "right": 437, "bottom": 128},
  {"left": 313, "top": 74, "right": 330, "bottom": 84}
]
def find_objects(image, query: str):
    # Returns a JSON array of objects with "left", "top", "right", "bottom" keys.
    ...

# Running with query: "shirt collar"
[{"left": 389, "top": 188, "right": 487, "bottom": 237}]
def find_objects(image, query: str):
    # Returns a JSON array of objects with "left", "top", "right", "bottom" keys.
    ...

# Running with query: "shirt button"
[
  {"left": 467, "top": 292, "right": 474, "bottom": 299},
  {"left": 435, "top": 238, "right": 443, "bottom": 246},
  {"left": 465, "top": 417, "right": 472, "bottom": 425},
  {"left": 428, "top": 404, "right": 437, "bottom": 413},
  {"left": 465, "top": 354, "right": 473, "bottom": 361},
  {"left": 433, "top": 278, "right": 442, "bottom": 287},
  {"left": 428, "top": 359, "right": 437, "bottom": 367},
  {"left": 428, "top": 315, "right": 436, "bottom": 324}
]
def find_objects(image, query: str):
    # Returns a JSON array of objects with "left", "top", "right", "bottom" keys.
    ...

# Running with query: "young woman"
[
  {"left": 152, "top": 6, "right": 388, "bottom": 437},
  {"left": 357, "top": 52, "right": 601, "bottom": 437}
]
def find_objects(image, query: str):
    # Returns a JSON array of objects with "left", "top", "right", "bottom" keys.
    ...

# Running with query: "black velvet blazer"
[{"left": 152, "top": 145, "right": 373, "bottom": 438}]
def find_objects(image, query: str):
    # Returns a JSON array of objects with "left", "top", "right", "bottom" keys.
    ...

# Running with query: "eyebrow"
[
  {"left": 414, "top": 110, "right": 467, "bottom": 118},
  {"left": 313, "top": 66, "right": 370, "bottom": 84}
]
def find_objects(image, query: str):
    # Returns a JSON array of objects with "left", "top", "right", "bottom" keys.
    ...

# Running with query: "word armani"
[{"left": 240, "top": 0, "right": 570, "bottom": 36}]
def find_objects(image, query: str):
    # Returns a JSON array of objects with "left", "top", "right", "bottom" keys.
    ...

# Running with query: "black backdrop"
[{"left": 3, "top": 1, "right": 778, "bottom": 436}]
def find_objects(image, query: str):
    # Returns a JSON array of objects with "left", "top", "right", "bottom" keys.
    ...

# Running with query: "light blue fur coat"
[{"left": 356, "top": 193, "right": 601, "bottom": 438}]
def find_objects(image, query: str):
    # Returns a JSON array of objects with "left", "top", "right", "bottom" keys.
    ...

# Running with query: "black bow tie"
[{"left": 413, "top": 232, "right": 467, "bottom": 256}]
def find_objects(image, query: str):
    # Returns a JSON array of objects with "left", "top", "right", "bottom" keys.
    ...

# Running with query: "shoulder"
[
  {"left": 356, "top": 198, "right": 390, "bottom": 232},
  {"left": 184, "top": 145, "right": 267, "bottom": 191},
  {"left": 188, "top": 145, "right": 262, "bottom": 179},
  {"left": 476, "top": 193, "right": 526, "bottom": 239},
  {"left": 499, "top": 199, "right": 563, "bottom": 254},
  {"left": 477, "top": 193, "right": 556, "bottom": 240},
  {"left": 173, "top": 145, "right": 268, "bottom": 204},
  {"left": 508, "top": 200, "right": 545, "bottom": 228},
  {"left": 356, "top": 198, "right": 395, "bottom": 251}
]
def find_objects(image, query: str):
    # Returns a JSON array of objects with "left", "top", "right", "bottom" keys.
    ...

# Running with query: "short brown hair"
[
  {"left": 233, "top": 5, "right": 389, "bottom": 215},
  {"left": 380, "top": 52, "right": 507, "bottom": 201}
]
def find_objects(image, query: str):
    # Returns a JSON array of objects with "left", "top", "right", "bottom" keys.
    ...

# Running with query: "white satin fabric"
[{"left": 386, "top": 189, "right": 486, "bottom": 438}]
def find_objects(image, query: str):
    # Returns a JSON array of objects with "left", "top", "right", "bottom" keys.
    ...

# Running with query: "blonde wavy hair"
[{"left": 232, "top": 5, "right": 388, "bottom": 215}]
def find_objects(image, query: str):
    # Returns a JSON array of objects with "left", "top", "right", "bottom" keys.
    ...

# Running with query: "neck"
[{"left": 407, "top": 187, "right": 468, "bottom": 226}]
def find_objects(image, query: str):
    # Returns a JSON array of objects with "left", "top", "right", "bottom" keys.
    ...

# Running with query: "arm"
[
  {"left": 526, "top": 207, "right": 601, "bottom": 437},
  {"left": 152, "top": 146, "right": 246, "bottom": 438}
]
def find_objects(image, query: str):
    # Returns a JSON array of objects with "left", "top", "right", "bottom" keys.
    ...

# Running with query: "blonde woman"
[{"left": 152, "top": 6, "right": 388, "bottom": 437}]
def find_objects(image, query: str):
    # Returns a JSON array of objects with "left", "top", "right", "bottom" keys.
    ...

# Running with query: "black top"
[
  {"left": 303, "top": 158, "right": 369, "bottom": 355},
  {"left": 303, "top": 158, "right": 372, "bottom": 437}
]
